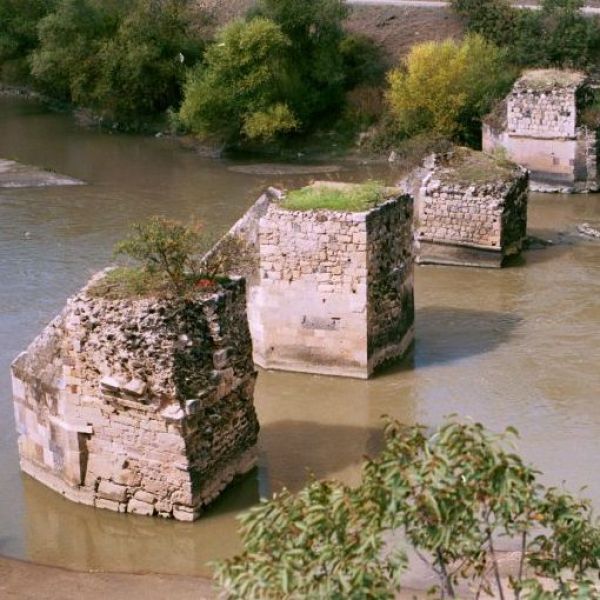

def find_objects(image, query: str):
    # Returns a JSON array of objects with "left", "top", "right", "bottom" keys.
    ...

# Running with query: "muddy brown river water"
[{"left": 0, "top": 96, "right": 599, "bottom": 577}]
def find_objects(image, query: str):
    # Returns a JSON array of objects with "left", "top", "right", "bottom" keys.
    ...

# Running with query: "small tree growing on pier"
[
  {"left": 215, "top": 418, "right": 600, "bottom": 599},
  {"left": 113, "top": 216, "right": 206, "bottom": 296}
]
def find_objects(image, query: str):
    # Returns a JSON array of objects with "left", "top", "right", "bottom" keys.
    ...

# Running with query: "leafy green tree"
[
  {"left": 30, "top": 0, "right": 125, "bottom": 101},
  {"left": 386, "top": 34, "right": 516, "bottom": 144},
  {"left": 91, "top": 0, "right": 204, "bottom": 123},
  {"left": 178, "top": 18, "right": 298, "bottom": 142},
  {"left": 451, "top": 0, "right": 521, "bottom": 48},
  {"left": 451, "top": 0, "right": 600, "bottom": 69},
  {"left": 215, "top": 417, "right": 600, "bottom": 599},
  {"left": 213, "top": 479, "right": 405, "bottom": 599},
  {"left": 30, "top": 0, "right": 204, "bottom": 123},
  {"left": 339, "top": 33, "right": 386, "bottom": 89},
  {"left": 513, "top": 0, "right": 600, "bottom": 68},
  {"left": 0, "top": 0, "right": 56, "bottom": 82},
  {"left": 179, "top": 0, "right": 381, "bottom": 143},
  {"left": 251, "top": 0, "right": 348, "bottom": 119}
]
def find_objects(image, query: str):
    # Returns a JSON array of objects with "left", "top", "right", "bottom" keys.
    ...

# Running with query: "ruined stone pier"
[
  {"left": 483, "top": 69, "right": 598, "bottom": 193},
  {"left": 11, "top": 272, "right": 259, "bottom": 521},
  {"left": 207, "top": 182, "right": 415, "bottom": 379},
  {"left": 416, "top": 148, "right": 529, "bottom": 268}
]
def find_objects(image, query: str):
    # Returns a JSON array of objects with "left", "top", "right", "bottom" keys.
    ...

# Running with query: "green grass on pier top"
[{"left": 281, "top": 181, "right": 388, "bottom": 212}]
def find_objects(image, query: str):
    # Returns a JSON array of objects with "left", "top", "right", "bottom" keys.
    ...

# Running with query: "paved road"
[{"left": 348, "top": 0, "right": 600, "bottom": 15}]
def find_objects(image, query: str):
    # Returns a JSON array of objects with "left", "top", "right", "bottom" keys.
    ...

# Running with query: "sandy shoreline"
[
  {"left": 0, "top": 555, "right": 438, "bottom": 598},
  {"left": 0, "top": 555, "right": 216, "bottom": 600},
  {"left": 1, "top": 553, "right": 521, "bottom": 599}
]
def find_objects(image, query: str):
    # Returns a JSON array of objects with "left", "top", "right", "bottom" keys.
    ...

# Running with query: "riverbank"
[
  {"left": 0, "top": 555, "right": 434, "bottom": 599},
  {"left": 0, "top": 555, "right": 215, "bottom": 600},
  {"left": 0, "top": 552, "right": 529, "bottom": 599},
  {"left": 0, "top": 2, "right": 465, "bottom": 159}
]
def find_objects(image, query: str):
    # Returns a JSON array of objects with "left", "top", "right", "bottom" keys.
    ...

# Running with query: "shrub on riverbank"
[
  {"left": 215, "top": 418, "right": 600, "bottom": 599},
  {"left": 178, "top": 0, "right": 384, "bottom": 144},
  {"left": 452, "top": 0, "right": 600, "bottom": 69},
  {"left": 179, "top": 18, "right": 297, "bottom": 142},
  {"left": 386, "top": 35, "right": 516, "bottom": 145},
  {"left": 30, "top": 0, "right": 204, "bottom": 126}
]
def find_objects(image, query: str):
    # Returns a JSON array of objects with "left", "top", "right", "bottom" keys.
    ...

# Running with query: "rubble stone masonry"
[
  {"left": 11, "top": 273, "right": 259, "bottom": 521},
  {"left": 507, "top": 81, "right": 579, "bottom": 139},
  {"left": 417, "top": 150, "right": 529, "bottom": 268}
]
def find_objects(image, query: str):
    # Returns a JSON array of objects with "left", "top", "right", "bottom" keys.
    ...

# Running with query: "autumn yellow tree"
[{"left": 387, "top": 34, "right": 516, "bottom": 143}]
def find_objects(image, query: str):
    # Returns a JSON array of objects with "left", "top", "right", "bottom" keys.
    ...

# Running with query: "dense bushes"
[
  {"left": 1, "top": 0, "right": 382, "bottom": 141},
  {"left": 30, "top": 0, "right": 124, "bottom": 102},
  {"left": 0, "top": 0, "right": 56, "bottom": 83},
  {"left": 29, "top": 0, "right": 203, "bottom": 125},
  {"left": 178, "top": 0, "right": 384, "bottom": 143},
  {"left": 252, "top": 0, "right": 349, "bottom": 120},
  {"left": 386, "top": 35, "right": 515, "bottom": 144},
  {"left": 215, "top": 418, "right": 600, "bottom": 599},
  {"left": 179, "top": 18, "right": 297, "bottom": 142},
  {"left": 452, "top": 0, "right": 600, "bottom": 69}
]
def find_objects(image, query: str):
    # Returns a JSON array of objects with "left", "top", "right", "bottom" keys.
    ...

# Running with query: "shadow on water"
[
  {"left": 376, "top": 306, "right": 522, "bottom": 378},
  {"left": 259, "top": 420, "right": 383, "bottom": 492},
  {"left": 413, "top": 306, "right": 522, "bottom": 368}
]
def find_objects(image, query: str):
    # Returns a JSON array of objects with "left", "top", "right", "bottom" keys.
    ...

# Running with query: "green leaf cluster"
[
  {"left": 216, "top": 417, "right": 600, "bottom": 599},
  {"left": 178, "top": 0, "right": 383, "bottom": 143},
  {"left": 112, "top": 216, "right": 207, "bottom": 296},
  {"left": 0, "top": 0, "right": 56, "bottom": 84},
  {"left": 213, "top": 480, "right": 405, "bottom": 599},
  {"left": 451, "top": 0, "right": 600, "bottom": 69},
  {"left": 386, "top": 34, "right": 516, "bottom": 144},
  {"left": 178, "top": 17, "right": 296, "bottom": 143},
  {"left": 26, "top": 0, "right": 203, "bottom": 124},
  {"left": 0, "top": 1, "right": 56, "bottom": 63}
]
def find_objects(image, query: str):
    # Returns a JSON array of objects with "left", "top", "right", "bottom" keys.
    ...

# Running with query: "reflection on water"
[
  {"left": 1, "top": 96, "right": 599, "bottom": 576},
  {"left": 22, "top": 470, "right": 261, "bottom": 575}
]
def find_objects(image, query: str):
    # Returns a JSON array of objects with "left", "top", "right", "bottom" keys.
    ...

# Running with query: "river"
[{"left": 0, "top": 96, "right": 599, "bottom": 577}]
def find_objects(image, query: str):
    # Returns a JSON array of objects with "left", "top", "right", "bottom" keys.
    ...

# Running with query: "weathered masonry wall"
[
  {"left": 211, "top": 186, "right": 415, "bottom": 379},
  {"left": 416, "top": 151, "right": 529, "bottom": 268},
  {"left": 254, "top": 205, "right": 371, "bottom": 378},
  {"left": 483, "top": 69, "right": 599, "bottom": 193},
  {"left": 507, "top": 85, "right": 578, "bottom": 138},
  {"left": 11, "top": 274, "right": 259, "bottom": 521},
  {"left": 366, "top": 198, "right": 414, "bottom": 369}
]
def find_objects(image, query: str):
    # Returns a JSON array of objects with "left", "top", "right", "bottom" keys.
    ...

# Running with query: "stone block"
[
  {"left": 244, "top": 185, "right": 415, "bottom": 378},
  {"left": 122, "top": 378, "right": 146, "bottom": 398},
  {"left": 134, "top": 490, "right": 156, "bottom": 504},
  {"left": 97, "top": 479, "right": 128, "bottom": 502},
  {"left": 99, "top": 376, "right": 123, "bottom": 393},
  {"left": 416, "top": 148, "right": 528, "bottom": 268},
  {"left": 128, "top": 498, "right": 155, "bottom": 516},
  {"left": 10, "top": 258, "right": 260, "bottom": 522},
  {"left": 95, "top": 498, "right": 120, "bottom": 512},
  {"left": 172, "top": 505, "right": 196, "bottom": 522}
]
